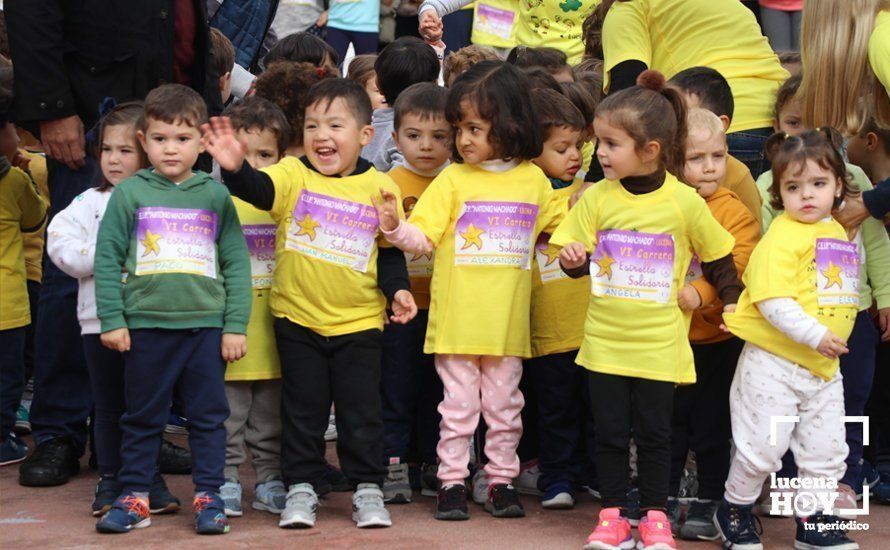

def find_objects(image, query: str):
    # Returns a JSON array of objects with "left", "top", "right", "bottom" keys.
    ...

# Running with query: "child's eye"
[
  {"left": 714, "top": 152, "right": 725, "bottom": 159},
  {"left": 179, "top": 136, "right": 191, "bottom": 143},
  {"left": 556, "top": 148, "right": 567, "bottom": 154},
  {"left": 435, "top": 134, "right": 449, "bottom": 142},
  {"left": 786, "top": 184, "right": 798, "bottom": 192},
  {"left": 260, "top": 152, "right": 274, "bottom": 158},
  {"left": 814, "top": 179, "right": 826, "bottom": 187},
  {"left": 688, "top": 155, "right": 701, "bottom": 162},
  {"left": 407, "top": 133, "right": 419, "bottom": 140},
  {"left": 101, "top": 145, "right": 111, "bottom": 152}
]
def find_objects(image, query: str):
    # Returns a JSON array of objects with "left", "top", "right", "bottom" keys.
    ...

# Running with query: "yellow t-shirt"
[
  {"left": 22, "top": 150, "right": 49, "bottom": 283},
  {"left": 408, "top": 161, "right": 565, "bottom": 357},
  {"left": 388, "top": 165, "right": 435, "bottom": 310},
  {"left": 549, "top": 173, "right": 735, "bottom": 384},
  {"left": 472, "top": 0, "right": 519, "bottom": 49},
  {"left": 530, "top": 179, "right": 588, "bottom": 357},
  {"left": 516, "top": 0, "right": 600, "bottom": 65},
  {"left": 262, "top": 158, "right": 404, "bottom": 337},
  {"left": 225, "top": 199, "right": 281, "bottom": 381},
  {"left": 602, "top": 0, "right": 788, "bottom": 133},
  {"left": 724, "top": 214, "right": 858, "bottom": 380},
  {"left": 870, "top": 11, "right": 890, "bottom": 99}
]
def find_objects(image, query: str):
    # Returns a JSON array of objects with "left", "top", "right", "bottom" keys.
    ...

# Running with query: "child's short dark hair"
[
  {"left": 446, "top": 60, "right": 542, "bottom": 161},
  {"left": 393, "top": 82, "right": 448, "bottom": 131},
  {"left": 774, "top": 74, "right": 802, "bottom": 121},
  {"left": 443, "top": 45, "right": 500, "bottom": 87},
  {"left": 253, "top": 61, "right": 338, "bottom": 146},
  {"left": 522, "top": 67, "right": 564, "bottom": 94},
  {"left": 668, "top": 66, "right": 735, "bottom": 121},
  {"left": 140, "top": 83, "right": 208, "bottom": 130},
  {"left": 858, "top": 115, "right": 890, "bottom": 156},
  {"left": 346, "top": 54, "right": 377, "bottom": 87},
  {"left": 507, "top": 46, "right": 567, "bottom": 72},
  {"left": 560, "top": 81, "right": 598, "bottom": 129},
  {"left": 530, "top": 89, "right": 585, "bottom": 139},
  {"left": 263, "top": 32, "right": 339, "bottom": 69},
  {"left": 224, "top": 96, "right": 291, "bottom": 155},
  {"left": 305, "top": 78, "right": 373, "bottom": 126},
  {"left": 209, "top": 27, "right": 235, "bottom": 76},
  {"left": 97, "top": 101, "right": 147, "bottom": 192},
  {"left": 375, "top": 37, "right": 440, "bottom": 106}
]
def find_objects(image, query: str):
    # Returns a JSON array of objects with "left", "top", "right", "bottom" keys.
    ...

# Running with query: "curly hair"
[{"left": 253, "top": 61, "right": 338, "bottom": 146}]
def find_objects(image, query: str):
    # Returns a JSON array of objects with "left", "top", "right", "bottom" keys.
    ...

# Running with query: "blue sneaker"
[
  {"left": 92, "top": 477, "right": 121, "bottom": 517},
  {"left": 795, "top": 515, "right": 859, "bottom": 549},
  {"left": 164, "top": 413, "right": 189, "bottom": 435},
  {"left": 14, "top": 404, "right": 31, "bottom": 434},
  {"left": 221, "top": 479, "right": 242, "bottom": 517},
  {"left": 0, "top": 434, "right": 28, "bottom": 466},
  {"left": 714, "top": 498, "right": 763, "bottom": 550},
  {"left": 875, "top": 478, "right": 890, "bottom": 504},
  {"left": 149, "top": 472, "right": 180, "bottom": 514},
  {"left": 194, "top": 492, "right": 229, "bottom": 535},
  {"left": 253, "top": 478, "right": 287, "bottom": 514},
  {"left": 857, "top": 459, "right": 880, "bottom": 498},
  {"left": 625, "top": 486, "right": 641, "bottom": 526},
  {"left": 541, "top": 482, "right": 575, "bottom": 509},
  {"left": 96, "top": 493, "right": 151, "bottom": 533}
]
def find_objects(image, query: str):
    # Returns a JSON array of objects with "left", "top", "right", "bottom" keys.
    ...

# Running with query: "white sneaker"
[
  {"left": 352, "top": 483, "right": 392, "bottom": 528},
  {"left": 472, "top": 469, "right": 491, "bottom": 504},
  {"left": 279, "top": 483, "right": 318, "bottom": 528},
  {"left": 324, "top": 414, "right": 337, "bottom": 441},
  {"left": 514, "top": 461, "right": 543, "bottom": 496}
]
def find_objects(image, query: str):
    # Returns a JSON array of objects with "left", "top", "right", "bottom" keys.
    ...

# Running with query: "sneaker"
[
  {"left": 834, "top": 483, "right": 858, "bottom": 520},
  {"left": 149, "top": 472, "right": 180, "bottom": 514},
  {"left": 324, "top": 413, "right": 337, "bottom": 441},
  {"left": 323, "top": 463, "right": 351, "bottom": 492},
  {"left": 351, "top": 483, "right": 392, "bottom": 528},
  {"left": 159, "top": 438, "right": 192, "bottom": 475},
  {"left": 0, "top": 435, "right": 28, "bottom": 466},
  {"left": 420, "top": 462, "right": 439, "bottom": 497},
  {"left": 677, "top": 467, "right": 699, "bottom": 503},
  {"left": 714, "top": 498, "right": 763, "bottom": 550},
  {"left": 383, "top": 462, "right": 412, "bottom": 503},
  {"left": 96, "top": 493, "right": 151, "bottom": 533},
  {"left": 666, "top": 498, "right": 681, "bottom": 537},
  {"left": 583, "top": 507, "right": 635, "bottom": 550},
  {"left": 92, "top": 477, "right": 121, "bottom": 517},
  {"left": 484, "top": 483, "right": 525, "bottom": 518},
  {"left": 638, "top": 509, "right": 677, "bottom": 549},
  {"left": 18, "top": 436, "right": 80, "bottom": 486},
  {"left": 582, "top": 482, "right": 603, "bottom": 501},
  {"left": 626, "top": 486, "right": 641, "bottom": 526},
  {"left": 14, "top": 404, "right": 30, "bottom": 434},
  {"left": 860, "top": 459, "right": 880, "bottom": 492},
  {"left": 680, "top": 498, "right": 719, "bottom": 540},
  {"left": 193, "top": 492, "right": 229, "bottom": 535},
  {"left": 279, "top": 483, "right": 318, "bottom": 528},
  {"left": 436, "top": 484, "right": 470, "bottom": 521},
  {"left": 220, "top": 479, "right": 242, "bottom": 517},
  {"left": 514, "top": 461, "right": 543, "bottom": 496},
  {"left": 795, "top": 515, "right": 859, "bottom": 549},
  {"left": 875, "top": 472, "right": 890, "bottom": 504},
  {"left": 541, "top": 482, "right": 575, "bottom": 509},
  {"left": 253, "top": 478, "right": 287, "bottom": 514},
  {"left": 471, "top": 469, "right": 491, "bottom": 505},
  {"left": 164, "top": 413, "right": 189, "bottom": 435}
]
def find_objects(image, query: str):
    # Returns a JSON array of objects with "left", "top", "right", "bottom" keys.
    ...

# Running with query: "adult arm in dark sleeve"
[
  {"left": 220, "top": 160, "right": 276, "bottom": 211},
  {"left": 863, "top": 178, "right": 890, "bottom": 219},
  {"left": 701, "top": 253, "right": 743, "bottom": 306},
  {"left": 377, "top": 247, "right": 411, "bottom": 303},
  {"left": 608, "top": 60, "right": 648, "bottom": 94}
]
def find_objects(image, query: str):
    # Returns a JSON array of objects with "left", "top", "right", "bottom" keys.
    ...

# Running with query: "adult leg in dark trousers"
[
  {"left": 0, "top": 328, "right": 26, "bottom": 445},
  {"left": 441, "top": 10, "right": 473, "bottom": 53},
  {"left": 20, "top": 158, "right": 98, "bottom": 487},
  {"left": 839, "top": 311, "right": 879, "bottom": 488}
]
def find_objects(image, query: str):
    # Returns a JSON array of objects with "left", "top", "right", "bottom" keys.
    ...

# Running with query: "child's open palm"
[
  {"left": 201, "top": 116, "right": 247, "bottom": 172},
  {"left": 371, "top": 188, "right": 401, "bottom": 232}
]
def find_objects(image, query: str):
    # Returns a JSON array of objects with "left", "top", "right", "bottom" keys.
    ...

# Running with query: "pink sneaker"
[
  {"left": 583, "top": 507, "right": 635, "bottom": 550},
  {"left": 637, "top": 510, "right": 676, "bottom": 550}
]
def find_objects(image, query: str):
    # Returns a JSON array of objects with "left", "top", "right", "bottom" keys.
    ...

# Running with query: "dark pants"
[
  {"left": 326, "top": 27, "right": 378, "bottom": 65},
  {"left": 30, "top": 158, "right": 98, "bottom": 453},
  {"left": 275, "top": 318, "right": 386, "bottom": 488},
  {"left": 589, "top": 371, "right": 674, "bottom": 511},
  {"left": 726, "top": 127, "right": 773, "bottom": 180},
  {"left": 866, "top": 342, "right": 890, "bottom": 474},
  {"left": 524, "top": 351, "right": 596, "bottom": 490},
  {"left": 0, "top": 327, "right": 26, "bottom": 440},
  {"left": 381, "top": 310, "right": 441, "bottom": 465},
  {"left": 82, "top": 335, "right": 125, "bottom": 477},
  {"left": 670, "top": 337, "right": 742, "bottom": 500},
  {"left": 839, "top": 311, "right": 879, "bottom": 487},
  {"left": 24, "top": 280, "right": 40, "bottom": 381},
  {"left": 441, "top": 10, "right": 473, "bottom": 54},
  {"left": 118, "top": 328, "right": 228, "bottom": 494}
]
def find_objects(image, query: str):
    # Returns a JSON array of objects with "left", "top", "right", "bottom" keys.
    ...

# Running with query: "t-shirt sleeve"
[
  {"left": 687, "top": 196, "right": 735, "bottom": 262},
  {"left": 869, "top": 16, "right": 890, "bottom": 97},
  {"left": 549, "top": 188, "right": 598, "bottom": 251},
  {"left": 404, "top": 172, "right": 454, "bottom": 246},
  {"left": 536, "top": 184, "right": 568, "bottom": 236},
  {"left": 744, "top": 231, "right": 799, "bottom": 302},
  {"left": 602, "top": 0, "right": 651, "bottom": 93},
  {"left": 263, "top": 159, "right": 302, "bottom": 223}
]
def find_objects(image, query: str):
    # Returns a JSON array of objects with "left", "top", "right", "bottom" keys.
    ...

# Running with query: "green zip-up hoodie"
[{"left": 95, "top": 169, "right": 251, "bottom": 334}]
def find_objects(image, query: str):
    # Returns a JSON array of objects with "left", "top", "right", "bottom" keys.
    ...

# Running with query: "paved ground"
[{"left": 2, "top": 434, "right": 888, "bottom": 549}]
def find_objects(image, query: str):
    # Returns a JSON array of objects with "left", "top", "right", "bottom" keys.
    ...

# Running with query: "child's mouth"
[{"left": 315, "top": 147, "right": 336, "bottom": 161}]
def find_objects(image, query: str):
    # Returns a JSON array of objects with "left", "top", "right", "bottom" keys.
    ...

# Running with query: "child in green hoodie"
[{"left": 94, "top": 84, "right": 251, "bottom": 536}]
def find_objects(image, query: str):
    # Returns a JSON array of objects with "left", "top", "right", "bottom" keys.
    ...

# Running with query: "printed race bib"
[
  {"left": 474, "top": 3, "right": 516, "bottom": 41},
  {"left": 684, "top": 252, "right": 703, "bottom": 284},
  {"left": 535, "top": 233, "right": 567, "bottom": 283},
  {"left": 243, "top": 224, "right": 276, "bottom": 289},
  {"left": 286, "top": 190, "right": 378, "bottom": 273},
  {"left": 454, "top": 201, "right": 538, "bottom": 268},
  {"left": 590, "top": 230, "right": 674, "bottom": 304},
  {"left": 406, "top": 250, "right": 434, "bottom": 279},
  {"left": 815, "top": 238, "right": 860, "bottom": 307},
  {"left": 135, "top": 207, "right": 217, "bottom": 278}
]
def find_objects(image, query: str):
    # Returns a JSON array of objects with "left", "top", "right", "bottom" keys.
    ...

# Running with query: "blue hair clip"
[{"left": 84, "top": 97, "right": 119, "bottom": 146}]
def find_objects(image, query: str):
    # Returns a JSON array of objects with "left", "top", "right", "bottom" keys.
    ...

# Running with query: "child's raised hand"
[
  {"left": 390, "top": 290, "right": 418, "bottom": 324},
  {"left": 221, "top": 333, "right": 247, "bottom": 362},
  {"left": 559, "top": 242, "right": 588, "bottom": 270},
  {"left": 201, "top": 116, "right": 246, "bottom": 172},
  {"left": 371, "top": 188, "right": 401, "bottom": 232},
  {"left": 419, "top": 10, "right": 443, "bottom": 43},
  {"left": 101, "top": 328, "right": 131, "bottom": 352},
  {"left": 816, "top": 329, "right": 849, "bottom": 359},
  {"left": 678, "top": 284, "right": 702, "bottom": 311}
]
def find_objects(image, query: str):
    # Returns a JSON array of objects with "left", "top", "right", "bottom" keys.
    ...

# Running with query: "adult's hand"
[
  {"left": 419, "top": 9, "right": 443, "bottom": 43},
  {"left": 833, "top": 194, "right": 871, "bottom": 229},
  {"left": 40, "top": 115, "right": 85, "bottom": 170}
]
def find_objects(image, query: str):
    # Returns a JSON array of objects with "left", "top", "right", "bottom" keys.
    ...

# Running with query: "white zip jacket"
[{"left": 46, "top": 188, "right": 113, "bottom": 335}]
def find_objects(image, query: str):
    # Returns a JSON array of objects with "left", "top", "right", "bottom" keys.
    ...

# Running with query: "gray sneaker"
[
  {"left": 352, "top": 483, "right": 392, "bottom": 528},
  {"left": 681, "top": 498, "right": 720, "bottom": 540},
  {"left": 220, "top": 479, "right": 242, "bottom": 517},
  {"left": 383, "top": 463, "right": 411, "bottom": 504},
  {"left": 279, "top": 483, "right": 318, "bottom": 528},
  {"left": 253, "top": 478, "right": 287, "bottom": 514},
  {"left": 471, "top": 469, "right": 491, "bottom": 505}
]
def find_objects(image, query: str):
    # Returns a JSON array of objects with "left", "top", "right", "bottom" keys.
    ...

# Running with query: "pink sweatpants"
[{"left": 435, "top": 354, "right": 524, "bottom": 486}]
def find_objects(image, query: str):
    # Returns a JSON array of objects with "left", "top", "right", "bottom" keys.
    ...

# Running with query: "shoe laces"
[
  {"left": 354, "top": 488, "right": 384, "bottom": 509},
  {"left": 722, "top": 506, "right": 763, "bottom": 549},
  {"left": 121, "top": 495, "right": 149, "bottom": 517},
  {"left": 807, "top": 514, "right": 852, "bottom": 542},
  {"left": 193, "top": 494, "right": 215, "bottom": 512},
  {"left": 287, "top": 486, "right": 318, "bottom": 507}
]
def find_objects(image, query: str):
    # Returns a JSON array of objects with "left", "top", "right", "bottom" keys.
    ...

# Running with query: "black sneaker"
[
  {"left": 795, "top": 515, "right": 859, "bottom": 549},
  {"left": 626, "top": 485, "right": 641, "bottom": 526},
  {"left": 666, "top": 497, "right": 682, "bottom": 536},
  {"left": 436, "top": 484, "right": 469, "bottom": 521},
  {"left": 323, "top": 463, "right": 352, "bottom": 492},
  {"left": 149, "top": 471, "right": 181, "bottom": 514},
  {"left": 421, "top": 463, "right": 440, "bottom": 497},
  {"left": 18, "top": 437, "right": 81, "bottom": 487},
  {"left": 484, "top": 483, "right": 525, "bottom": 518},
  {"left": 92, "top": 477, "right": 121, "bottom": 517},
  {"left": 714, "top": 498, "right": 764, "bottom": 550},
  {"left": 681, "top": 498, "right": 720, "bottom": 540},
  {"left": 159, "top": 439, "right": 192, "bottom": 475}
]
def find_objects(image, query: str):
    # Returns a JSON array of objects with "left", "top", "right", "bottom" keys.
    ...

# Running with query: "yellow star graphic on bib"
[
  {"left": 460, "top": 224, "right": 485, "bottom": 250},
  {"left": 594, "top": 252, "right": 616, "bottom": 279},
  {"left": 822, "top": 261, "right": 843, "bottom": 290},
  {"left": 411, "top": 252, "right": 433, "bottom": 262},
  {"left": 539, "top": 246, "right": 560, "bottom": 266},
  {"left": 141, "top": 229, "right": 162, "bottom": 257},
  {"left": 294, "top": 214, "right": 320, "bottom": 241}
]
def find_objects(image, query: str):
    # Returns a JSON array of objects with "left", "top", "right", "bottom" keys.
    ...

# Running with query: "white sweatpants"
[{"left": 724, "top": 343, "right": 848, "bottom": 507}]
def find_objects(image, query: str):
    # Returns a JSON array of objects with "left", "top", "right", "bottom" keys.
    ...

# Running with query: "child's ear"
[
  {"left": 360, "top": 124, "right": 374, "bottom": 147},
  {"left": 640, "top": 140, "right": 662, "bottom": 164},
  {"left": 773, "top": 119, "right": 781, "bottom": 132},
  {"left": 136, "top": 130, "right": 147, "bottom": 149},
  {"left": 391, "top": 130, "right": 401, "bottom": 152},
  {"left": 219, "top": 71, "right": 231, "bottom": 91},
  {"left": 719, "top": 115, "right": 731, "bottom": 133},
  {"left": 866, "top": 132, "right": 880, "bottom": 152}
]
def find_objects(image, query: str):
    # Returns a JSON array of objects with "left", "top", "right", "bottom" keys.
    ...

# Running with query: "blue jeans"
[{"left": 726, "top": 127, "right": 773, "bottom": 180}]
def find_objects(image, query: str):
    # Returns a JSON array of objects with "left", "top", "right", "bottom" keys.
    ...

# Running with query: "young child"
[
  {"left": 46, "top": 102, "right": 181, "bottom": 517},
  {"left": 716, "top": 129, "right": 860, "bottom": 550},
  {"left": 524, "top": 88, "right": 592, "bottom": 510},
  {"left": 209, "top": 28, "right": 235, "bottom": 105},
  {"left": 203, "top": 78, "right": 417, "bottom": 530},
  {"left": 551, "top": 71, "right": 740, "bottom": 550},
  {"left": 263, "top": 31, "right": 340, "bottom": 73},
  {"left": 506, "top": 46, "right": 574, "bottom": 83},
  {"left": 94, "top": 84, "right": 252, "bottom": 535},
  {"left": 443, "top": 45, "right": 500, "bottom": 88},
  {"left": 381, "top": 82, "right": 452, "bottom": 503},
  {"left": 324, "top": 0, "right": 381, "bottom": 61},
  {"left": 362, "top": 37, "right": 440, "bottom": 172},
  {"left": 216, "top": 97, "right": 292, "bottom": 518},
  {"left": 346, "top": 54, "right": 387, "bottom": 110},
  {"left": 373, "top": 60, "right": 566, "bottom": 521},
  {"left": 668, "top": 108, "right": 760, "bottom": 540}
]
